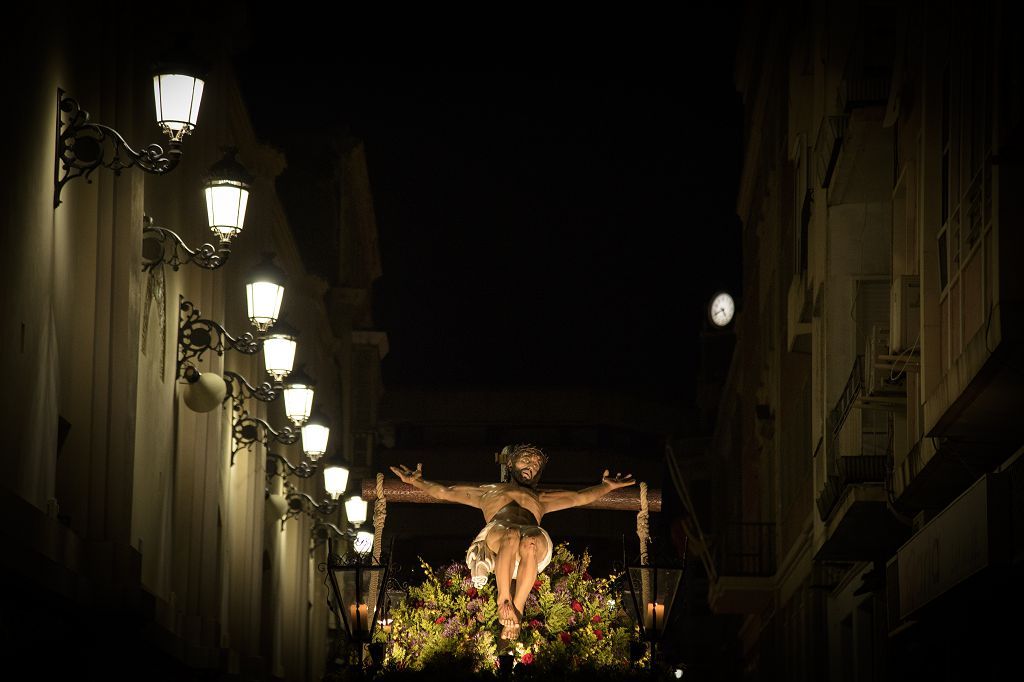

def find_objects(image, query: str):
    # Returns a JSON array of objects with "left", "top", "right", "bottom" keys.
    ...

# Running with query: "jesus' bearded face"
[{"left": 508, "top": 447, "right": 546, "bottom": 487}]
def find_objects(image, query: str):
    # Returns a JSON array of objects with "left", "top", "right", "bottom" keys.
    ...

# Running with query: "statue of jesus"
[{"left": 389, "top": 444, "right": 634, "bottom": 639}]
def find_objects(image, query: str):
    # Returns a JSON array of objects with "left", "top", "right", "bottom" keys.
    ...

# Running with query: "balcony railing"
[
  {"left": 815, "top": 455, "right": 890, "bottom": 521},
  {"left": 827, "top": 355, "right": 865, "bottom": 453},
  {"left": 818, "top": 356, "right": 893, "bottom": 520},
  {"left": 713, "top": 522, "right": 776, "bottom": 577}
]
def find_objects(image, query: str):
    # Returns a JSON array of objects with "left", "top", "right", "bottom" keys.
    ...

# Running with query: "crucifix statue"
[{"left": 389, "top": 444, "right": 634, "bottom": 639}]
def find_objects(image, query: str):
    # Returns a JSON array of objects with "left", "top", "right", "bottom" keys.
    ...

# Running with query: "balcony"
[
  {"left": 708, "top": 522, "right": 776, "bottom": 614},
  {"left": 815, "top": 359, "right": 911, "bottom": 561}
]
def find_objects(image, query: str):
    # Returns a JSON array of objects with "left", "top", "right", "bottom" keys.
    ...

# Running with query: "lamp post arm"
[
  {"left": 232, "top": 411, "right": 298, "bottom": 465},
  {"left": 266, "top": 452, "right": 317, "bottom": 480},
  {"left": 55, "top": 91, "right": 182, "bottom": 208},
  {"left": 178, "top": 297, "right": 262, "bottom": 378},
  {"left": 224, "top": 370, "right": 279, "bottom": 405},
  {"left": 282, "top": 491, "right": 339, "bottom": 529},
  {"left": 143, "top": 218, "right": 231, "bottom": 272}
]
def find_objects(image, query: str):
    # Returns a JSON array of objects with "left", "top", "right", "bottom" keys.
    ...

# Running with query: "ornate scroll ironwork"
[
  {"left": 231, "top": 410, "right": 298, "bottom": 465},
  {"left": 54, "top": 90, "right": 183, "bottom": 208},
  {"left": 282, "top": 491, "right": 340, "bottom": 529},
  {"left": 310, "top": 520, "right": 349, "bottom": 547},
  {"left": 177, "top": 297, "right": 261, "bottom": 379},
  {"left": 267, "top": 452, "right": 317, "bottom": 481},
  {"left": 142, "top": 216, "right": 231, "bottom": 272},
  {"left": 224, "top": 370, "right": 279, "bottom": 418}
]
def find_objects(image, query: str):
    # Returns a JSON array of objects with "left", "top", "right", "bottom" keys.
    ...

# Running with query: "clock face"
[{"left": 709, "top": 292, "right": 735, "bottom": 327}]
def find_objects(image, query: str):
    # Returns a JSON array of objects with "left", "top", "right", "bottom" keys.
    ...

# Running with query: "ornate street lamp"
[
  {"left": 141, "top": 149, "right": 254, "bottom": 271},
  {"left": 152, "top": 67, "right": 205, "bottom": 141},
  {"left": 345, "top": 495, "right": 368, "bottom": 526},
  {"left": 301, "top": 411, "right": 331, "bottom": 461},
  {"left": 263, "top": 319, "right": 299, "bottom": 382},
  {"left": 54, "top": 63, "right": 204, "bottom": 208},
  {"left": 353, "top": 530, "right": 375, "bottom": 555},
  {"left": 203, "top": 148, "right": 253, "bottom": 242},
  {"left": 323, "top": 463, "right": 351, "bottom": 501},
  {"left": 246, "top": 254, "right": 286, "bottom": 332},
  {"left": 282, "top": 365, "right": 316, "bottom": 426}
]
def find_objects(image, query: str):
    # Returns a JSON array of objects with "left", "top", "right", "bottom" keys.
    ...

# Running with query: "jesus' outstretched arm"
[
  {"left": 538, "top": 469, "right": 635, "bottom": 513},
  {"left": 389, "top": 463, "right": 485, "bottom": 508}
]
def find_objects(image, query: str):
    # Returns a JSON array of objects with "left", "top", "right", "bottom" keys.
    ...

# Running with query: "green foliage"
[{"left": 378, "top": 543, "right": 646, "bottom": 675}]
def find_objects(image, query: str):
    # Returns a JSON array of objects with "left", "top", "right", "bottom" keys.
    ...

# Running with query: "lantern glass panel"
[
  {"left": 345, "top": 495, "right": 368, "bottom": 525},
  {"left": 354, "top": 531, "right": 374, "bottom": 554},
  {"left": 323, "top": 465, "right": 350, "bottom": 500},
  {"left": 626, "top": 566, "right": 683, "bottom": 640},
  {"left": 301, "top": 423, "right": 330, "bottom": 459},
  {"left": 263, "top": 335, "right": 297, "bottom": 382},
  {"left": 153, "top": 74, "right": 204, "bottom": 137},
  {"left": 329, "top": 536, "right": 389, "bottom": 643},
  {"left": 246, "top": 281, "right": 284, "bottom": 332},
  {"left": 204, "top": 180, "right": 249, "bottom": 240},
  {"left": 283, "top": 385, "right": 314, "bottom": 425}
]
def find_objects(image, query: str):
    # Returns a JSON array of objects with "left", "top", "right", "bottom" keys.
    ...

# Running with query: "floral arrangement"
[{"left": 378, "top": 543, "right": 646, "bottom": 675}]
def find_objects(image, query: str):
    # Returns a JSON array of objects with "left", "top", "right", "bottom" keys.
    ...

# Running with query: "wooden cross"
[{"left": 360, "top": 478, "right": 661, "bottom": 512}]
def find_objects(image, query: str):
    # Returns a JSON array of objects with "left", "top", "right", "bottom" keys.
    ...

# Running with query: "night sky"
[{"left": 236, "top": 12, "right": 743, "bottom": 403}]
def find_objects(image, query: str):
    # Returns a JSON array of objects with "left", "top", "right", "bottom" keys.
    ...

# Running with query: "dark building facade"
[{"left": 684, "top": 1, "right": 1024, "bottom": 679}]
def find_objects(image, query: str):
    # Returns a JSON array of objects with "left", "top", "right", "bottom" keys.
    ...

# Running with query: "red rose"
[
  {"left": 529, "top": 619, "right": 542, "bottom": 629},
  {"left": 435, "top": 616, "right": 446, "bottom": 624},
  {"left": 582, "top": 571, "right": 592, "bottom": 581},
  {"left": 445, "top": 578, "right": 452, "bottom": 587},
  {"left": 571, "top": 601, "right": 584, "bottom": 613},
  {"left": 560, "top": 632, "right": 571, "bottom": 644},
  {"left": 521, "top": 652, "right": 534, "bottom": 665},
  {"left": 532, "top": 579, "right": 542, "bottom": 592},
  {"left": 591, "top": 614, "right": 602, "bottom": 623},
  {"left": 594, "top": 629, "right": 604, "bottom": 640},
  {"left": 561, "top": 562, "right": 574, "bottom": 574},
  {"left": 466, "top": 587, "right": 478, "bottom": 598}
]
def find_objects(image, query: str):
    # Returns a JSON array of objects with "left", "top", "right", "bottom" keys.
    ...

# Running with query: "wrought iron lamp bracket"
[
  {"left": 178, "top": 297, "right": 261, "bottom": 379},
  {"left": 224, "top": 370, "right": 279, "bottom": 418},
  {"left": 281, "top": 491, "right": 339, "bottom": 529},
  {"left": 54, "top": 90, "right": 184, "bottom": 208},
  {"left": 232, "top": 410, "right": 298, "bottom": 465},
  {"left": 266, "top": 451, "right": 317, "bottom": 481},
  {"left": 143, "top": 217, "right": 231, "bottom": 272},
  {"left": 309, "top": 520, "right": 350, "bottom": 551}
]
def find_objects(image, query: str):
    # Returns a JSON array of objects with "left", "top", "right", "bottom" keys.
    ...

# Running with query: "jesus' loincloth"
[{"left": 465, "top": 502, "right": 553, "bottom": 588}]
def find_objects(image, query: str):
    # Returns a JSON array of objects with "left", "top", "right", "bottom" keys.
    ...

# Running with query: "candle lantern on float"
[
  {"left": 623, "top": 537, "right": 686, "bottom": 666},
  {"left": 325, "top": 537, "right": 392, "bottom": 646}
]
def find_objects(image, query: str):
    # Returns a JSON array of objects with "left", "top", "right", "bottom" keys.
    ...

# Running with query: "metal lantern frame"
[
  {"left": 623, "top": 536, "right": 687, "bottom": 648},
  {"left": 245, "top": 253, "right": 287, "bottom": 332},
  {"left": 324, "top": 536, "right": 393, "bottom": 645}
]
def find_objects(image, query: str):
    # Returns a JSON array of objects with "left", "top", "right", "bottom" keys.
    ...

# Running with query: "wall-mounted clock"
[{"left": 709, "top": 292, "right": 735, "bottom": 327}]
